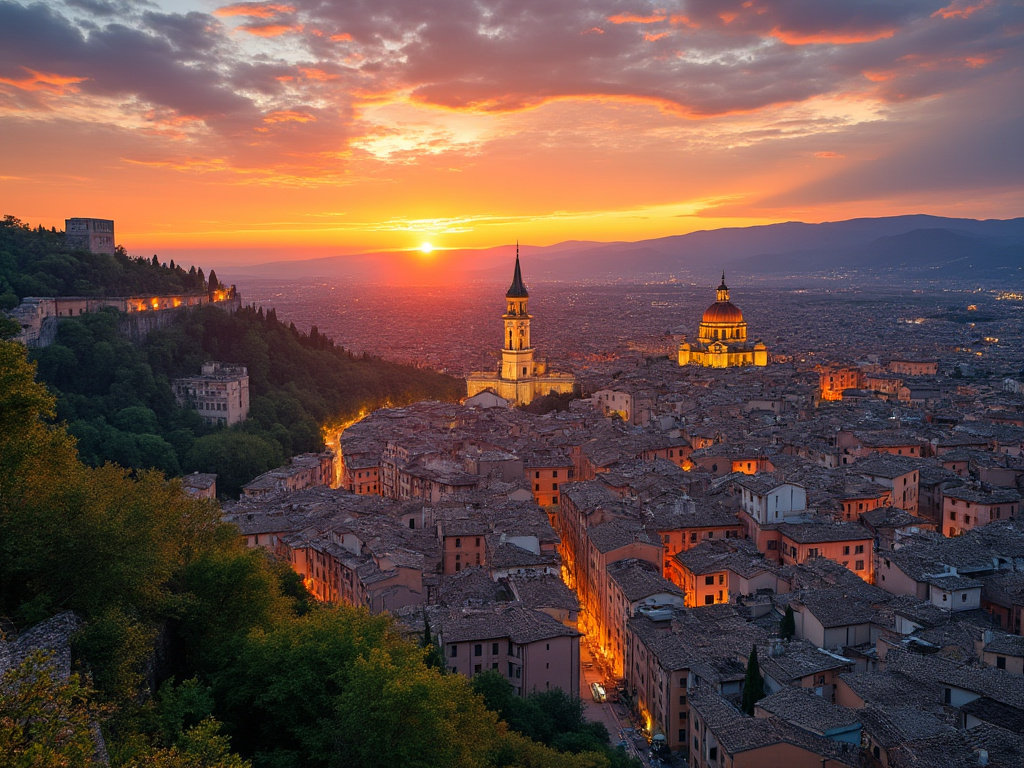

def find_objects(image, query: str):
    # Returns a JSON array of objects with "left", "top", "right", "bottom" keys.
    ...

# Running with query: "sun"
[{"left": 419, "top": 242, "right": 434, "bottom": 255}]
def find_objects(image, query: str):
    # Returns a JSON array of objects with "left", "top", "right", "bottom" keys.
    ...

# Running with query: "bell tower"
[{"left": 501, "top": 246, "right": 534, "bottom": 381}]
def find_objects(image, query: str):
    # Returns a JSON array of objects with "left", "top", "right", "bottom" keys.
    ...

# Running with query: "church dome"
[{"left": 702, "top": 301, "right": 744, "bottom": 324}]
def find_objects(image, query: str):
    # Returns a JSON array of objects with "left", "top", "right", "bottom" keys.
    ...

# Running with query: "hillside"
[
  {"left": 31, "top": 304, "right": 464, "bottom": 496},
  {"left": 0, "top": 215, "right": 212, "bottom": 307},
  {"left": 1, "top": 218, "right": 464, "bottom": 496}
]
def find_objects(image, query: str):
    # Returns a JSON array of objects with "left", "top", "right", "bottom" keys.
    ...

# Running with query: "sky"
[{"left": 0, "top": 0, "right": 1021, "bottom": 265}]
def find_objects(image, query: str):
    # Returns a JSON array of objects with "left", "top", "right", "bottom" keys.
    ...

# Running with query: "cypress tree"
[
  {"left": 780, "top": 605, "right": 796, "bottom": 640},
  {"left": 740, "top": 645, "right": 765, "bottom": 715}
]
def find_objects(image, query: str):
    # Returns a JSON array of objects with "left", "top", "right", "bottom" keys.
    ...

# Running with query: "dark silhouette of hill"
[
  {"left": 227, "top": 214, "right": 1023, "bottom": 284},
  {"left": 733, "top": 227, "right": 1023, "bottom": 278}
]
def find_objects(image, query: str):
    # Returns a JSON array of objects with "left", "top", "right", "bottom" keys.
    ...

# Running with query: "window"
[
  {"left": 708, "top": 531, "right": 714, "bottom": 538},
  {"left": 690, "top": 533, "right": 697, "bottom": 543},
  {"left": 996, "top": 656, "right": 1006, "bottom": 669},
  {"left": 719, "top": 574, "right": 725, "bottom": 584},
  {"left": 856, "top": 560, "right": 865, "bottom": 571},
  {"left": 492, "top": 662, "right": 498, "bottom": 670},
  {"left": 855, "top": 545, "right": 865, "bottom": 554},
  {"left": 962, "top": 593, "right": 968, "bottom": 602},
  {"left": 553, "top": 483, "right": 558, "bottom": 491},
  {"left": 709, "top": 747, "right": 717, "bottom": 762},
  {"left": 474, "top": 644, "right": 482, "bottom": 656},
  {"left": 552, "top": 471, "right": 558, "bottom": 478},
  {"left": 450, "top": 645, "right": 458, "bottom": 657},
  {"left": 455, "top": 538, "right": 461, "bottom": 548},
  {"left": 535, "top": 471, "right": 540, "bottom": 479},
  {"left": 474, "top": 664, "right": 481, "bottom": 673},
  {"left": 704, "top": 595, "right": 714, "bottom": 605},
  {"left": 705, "top": 576, "right": 715, "bottom": 586},
  {"left": 843, "top": 546, "right": 850, "bottom": 556},
  {"left": 944, "top": 687, "right": 952, "bottom": 704},
  {"left": 492, "top": 642, "right": 499, "bottom": 655},
  {"left": 476, "top": 537, "right": 481, "bottom": 546}
]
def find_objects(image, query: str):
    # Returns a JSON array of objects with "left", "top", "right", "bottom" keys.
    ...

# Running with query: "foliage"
[
  {"left": 472, "top": 672, "right": 637, "bottom": 766},
  {"left": 0, "top": 651, "right": 106, "bottom": 768},
  {"left": 4, "top": 218, "right": 461, "bottom": 495},
  {"left": 779, "top": 605, "right": 796, "bottom": 640},
  {"left": 125, "top": 719, "right": 250, "bottom": 768},
  {"left": 0, "top": 215, "right": 207, "bottom": 303},
  {"left": 740, "top": 645, "right": 765, "bottom": 715},
  {"left": 30, "top": 303, "right": 463, "bottom": 496}
]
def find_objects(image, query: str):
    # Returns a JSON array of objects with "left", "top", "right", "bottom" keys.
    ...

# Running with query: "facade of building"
[
  {"left": 943, "top": 485, "right": 1020, "bottom": 537},
  {"left": 678, "top": 275, "right": 768, "bottom": 368},
  {"left": 432, "top": 604, "right": 581, "bottom": 698},
  {"left": 466, "top": 252, "right": 576, "bottom": 406},
  {"left": 171, "top": 361, "right": 250, "bottom": 426},
  {"left": 65, "top": 217, "right": 115, "bottom": 255}
]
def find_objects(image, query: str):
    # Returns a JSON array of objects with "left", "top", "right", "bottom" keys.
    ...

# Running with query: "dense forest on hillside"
[
  {"left": 28, "top": 304, "right": 464, "bottom": 495},
  {"left": 0, "top": 215, "right": 212, "bottom": 309},
  {"left": 0, "top": 217, "right": 463, "bottom": 495},
  {"left": 0, "top": 341, "right": 632, "bottom": 767}
]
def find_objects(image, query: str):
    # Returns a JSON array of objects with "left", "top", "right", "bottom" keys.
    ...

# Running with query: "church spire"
[
  {"left": 506, "top": 243, "right": 529, "bottom": 298},
  {"left": 716, "top": 271, "right": 730, "bottom": 302}
]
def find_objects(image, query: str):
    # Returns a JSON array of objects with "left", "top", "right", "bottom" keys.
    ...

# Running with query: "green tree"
[
  {"left": 126, "top": 719, "right": 250, "bottom": 768},
  {"left": 186, "top": 431, "right": 282, "bottom": 497},
  {"left": 0, "top": 651, "right": 105, "bottom": 768},
  {"left": 740, "top": 645, "right": 765, "bottom": 715},
  {"left": 779, "top": 605, "right": 796, "bottom": 640}
]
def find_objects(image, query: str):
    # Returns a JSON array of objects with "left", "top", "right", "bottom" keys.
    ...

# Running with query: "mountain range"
[{"left": 224, "top": 215, "right": 1024, "bottom": 285}]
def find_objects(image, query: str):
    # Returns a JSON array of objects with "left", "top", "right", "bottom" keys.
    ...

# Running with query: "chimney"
[
  {"left": 769, "top": 638, "right": 784, "bottom": 657},
  {"left": 977, "top": 749, "right": 989, "bottom": 766}
]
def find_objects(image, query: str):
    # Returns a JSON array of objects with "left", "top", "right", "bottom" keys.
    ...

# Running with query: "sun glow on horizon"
[{"left": 419, "top": 242, "right": 434, "bottom": 255}]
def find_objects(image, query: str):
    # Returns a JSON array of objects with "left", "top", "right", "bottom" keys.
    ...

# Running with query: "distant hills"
[{"left": 226, "top": 215, "right": 1024, "bottom": 284}]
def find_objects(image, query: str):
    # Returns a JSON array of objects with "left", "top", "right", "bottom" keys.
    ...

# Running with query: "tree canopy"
[{"left": 0, "top": 215, "right": 207, "bottom": 309}]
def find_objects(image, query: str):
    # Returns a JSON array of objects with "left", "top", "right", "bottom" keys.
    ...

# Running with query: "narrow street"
[{"left": 579, "top": 643, "right": 656, "bottom": 767}]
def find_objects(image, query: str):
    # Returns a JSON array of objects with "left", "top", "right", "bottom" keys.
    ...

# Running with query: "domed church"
[{"left": 678, "top": 273, "right": 768, "bottom": 368}]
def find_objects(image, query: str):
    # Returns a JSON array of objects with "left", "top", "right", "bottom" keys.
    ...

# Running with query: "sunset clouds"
[{"left": 0, "top": 0, "right": 1020, "bottom": 259}]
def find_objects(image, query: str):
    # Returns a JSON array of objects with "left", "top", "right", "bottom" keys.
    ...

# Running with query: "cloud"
[
  {"left": 1, "top": 0, "right": 1020, "bottom": 208},
  {"left": 212, "top": 2, "right": 295, "bottom": 19},
  {"left": 237, "top": 21, "right": 303, "bottom": 37}
]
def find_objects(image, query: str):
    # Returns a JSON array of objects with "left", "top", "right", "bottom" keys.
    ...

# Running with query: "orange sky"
[{"left": 0, "top": 0, "right": 1021, "bottom": 265}]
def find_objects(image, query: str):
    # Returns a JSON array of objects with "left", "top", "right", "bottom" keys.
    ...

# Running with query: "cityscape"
[{"left": 1, "top": 0, "right": 1023, "bottom": 767}]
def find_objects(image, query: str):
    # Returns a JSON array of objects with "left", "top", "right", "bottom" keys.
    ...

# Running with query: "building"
[
  {"left": 943, "top": 485, "right": 1020, "bottom": 538},
  {"left": 430, "top": 604, "right": 581, "bottom": 698},
  {"left": 818, "top": 366, "right": 863, "bottom": 402},
  {"left": 65, "top": 217, "right": 115, "bottom": 255},
  {"left": 180, "top": 472, "right": 217, "bottom": 499},
  {"left": 171, "top": 361, "right": 250, "bottom": 426},
  {"left": 678, "top": 274, "right": 768, "bottom": 368},
  {"left": 466, "top": 251, "right": 577, "bottom": 406}
]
